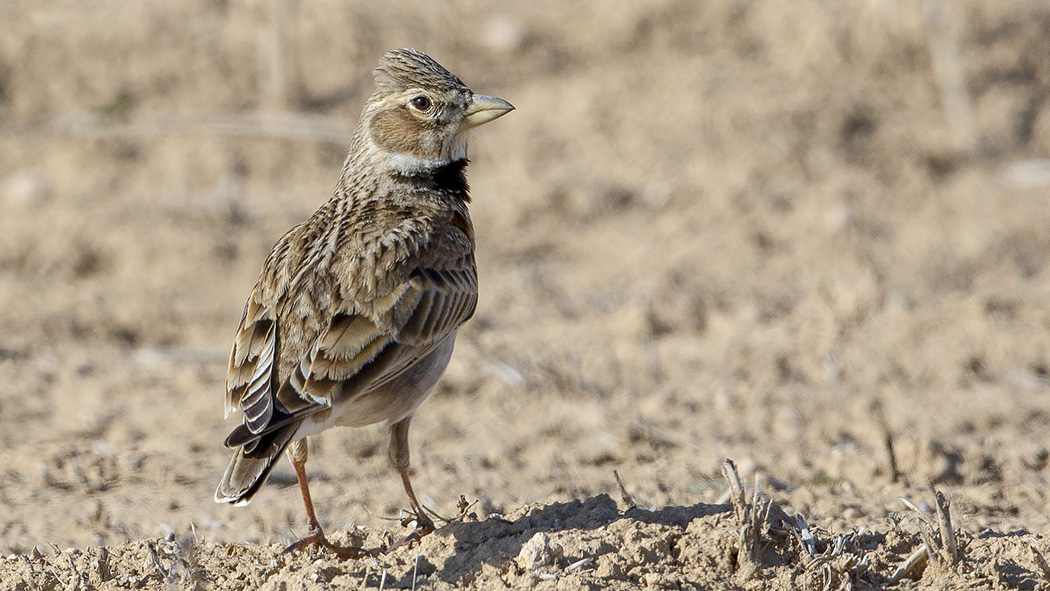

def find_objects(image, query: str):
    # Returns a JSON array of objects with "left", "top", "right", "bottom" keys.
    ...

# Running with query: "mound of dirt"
[{"left": 7, "top": 489, "right": 1049, "bottom": 590}]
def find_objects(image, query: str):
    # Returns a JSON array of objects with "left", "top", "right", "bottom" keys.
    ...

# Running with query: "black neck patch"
[
  {"left": 427, "top": 158, "right": 471, "bottom": 201},
  {"left": 392, "top": 158, "right": 471, "bottom": 202}
]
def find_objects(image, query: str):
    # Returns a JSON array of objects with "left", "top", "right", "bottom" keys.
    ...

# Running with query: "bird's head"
[{"left": 361, "top": 49, "right": 513, "bottom": 173}]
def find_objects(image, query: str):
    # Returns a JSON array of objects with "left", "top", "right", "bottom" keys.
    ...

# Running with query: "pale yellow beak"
[{"left": 464, "top": 94, "right": 514, "bottom": 129}]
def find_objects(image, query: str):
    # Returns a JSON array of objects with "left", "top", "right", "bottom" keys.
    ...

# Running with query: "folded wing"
[{"left": 224, "top": 252, "right": 477, "bottom": 449}]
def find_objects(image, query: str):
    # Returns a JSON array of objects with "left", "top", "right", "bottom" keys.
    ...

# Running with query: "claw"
[
  {"left": 385, "top": 515, "right": 436, "bottom": 554},
  {"left": 284, "top": 529, "right": 368, "bottom": 560}
]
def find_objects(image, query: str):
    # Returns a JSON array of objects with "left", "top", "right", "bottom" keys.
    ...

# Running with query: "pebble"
[{"left": 516, "top": 532, "right": 563, "bottom": 571}]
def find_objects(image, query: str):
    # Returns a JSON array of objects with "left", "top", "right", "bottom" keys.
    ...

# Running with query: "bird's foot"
[
  {"left": 385, "top": 514, "right": 436, "bottom": 554},
  {"left": 284, "top": 528, "right": 369, "bottom": 560}
]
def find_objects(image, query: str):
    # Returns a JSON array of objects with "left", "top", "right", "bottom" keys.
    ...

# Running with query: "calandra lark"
[{"left": 215, "top": 48, "right": 513, "bottom": 557}]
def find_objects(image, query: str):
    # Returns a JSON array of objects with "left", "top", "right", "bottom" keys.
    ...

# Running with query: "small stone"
[
  {"left": 594, "top": 559, "right": 622, "bottom": 579},
  {"left": 642, "top": 572, "right": 665, "bottom": 587},
  {"left": 516, "top": 532, "right": 563, "bottom": 571}
]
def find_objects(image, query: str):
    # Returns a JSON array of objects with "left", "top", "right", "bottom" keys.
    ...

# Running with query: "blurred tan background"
[{"left": 1, "top": 0, "right": 1049, "bottom": 555}]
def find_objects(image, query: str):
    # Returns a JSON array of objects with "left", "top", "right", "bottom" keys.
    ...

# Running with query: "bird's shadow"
[{"left": 392, "top": 493, "right": 729, "bottom": 585}]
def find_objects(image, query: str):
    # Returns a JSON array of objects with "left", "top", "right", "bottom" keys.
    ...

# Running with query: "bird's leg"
[
  {"left": 385, "top": 417, "right": 435, "bottom": 553},
  {"left": 283, "top": 438, "right": 366, "bottom": 559},
  {"left": 398, "top": 467, "right": 436, "bottom": 533}
]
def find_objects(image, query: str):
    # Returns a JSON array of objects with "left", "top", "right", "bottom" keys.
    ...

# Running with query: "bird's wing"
[
  {"left": 276, "top": 258, "right": 476, "bottom": 410},
  {"left": 225, "top": 293, "right": 277, "bottom": 431},
  {"left": 224, "top": 231, "right": 476, "bottom": 448}
]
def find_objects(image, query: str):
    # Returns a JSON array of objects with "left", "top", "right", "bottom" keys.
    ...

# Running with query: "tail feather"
[{"left": 215, "top": 422, "right": 300, "bottom": 505}]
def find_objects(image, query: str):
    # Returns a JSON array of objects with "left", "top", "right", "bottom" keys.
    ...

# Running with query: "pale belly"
[{"left": 295, "top": 332, "right": 457, "bottom": 437}]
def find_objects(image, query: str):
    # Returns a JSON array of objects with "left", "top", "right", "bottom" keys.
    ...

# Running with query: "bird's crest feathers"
[{"left": 373, "top": 48, "right": 467, "bottom": 94}]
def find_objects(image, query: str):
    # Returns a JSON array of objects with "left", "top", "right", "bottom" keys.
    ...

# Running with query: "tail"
[{"left": 215, "top": 422, "right": 300, "bottom": 505}]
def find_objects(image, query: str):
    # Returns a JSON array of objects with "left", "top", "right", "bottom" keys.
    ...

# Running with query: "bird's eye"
[{"left": 410, "top": 96, "right": 432, "bottom": 111}]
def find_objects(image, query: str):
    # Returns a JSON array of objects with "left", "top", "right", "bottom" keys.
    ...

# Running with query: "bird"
[{"left": 214, "top": 48, "right": 513, "bottom": 558}]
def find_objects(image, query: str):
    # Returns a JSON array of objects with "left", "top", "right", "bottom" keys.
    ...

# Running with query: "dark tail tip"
[{"left": 215, "top": 423, "right": 299, "bottom": 505}]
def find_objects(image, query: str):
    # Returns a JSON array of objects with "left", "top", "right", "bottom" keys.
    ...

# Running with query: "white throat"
[
  {"left": 384, "top": 131, "right": 470, "bottom": 174},
  {"left": 385, "top": 152, "right": 454, "bottom": 174}
]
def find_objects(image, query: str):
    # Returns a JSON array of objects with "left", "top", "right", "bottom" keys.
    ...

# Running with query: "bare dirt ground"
[{"left": 2, "top": 1, "right": 1050, "bottom": 589}]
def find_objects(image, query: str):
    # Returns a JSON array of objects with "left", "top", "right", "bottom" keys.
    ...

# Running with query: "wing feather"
[
  {"left": 226, "top": 305, "right": 277, "bottom": 431},
  {"left": 278, "top": 263, "right": 475, "bottom": 413}
]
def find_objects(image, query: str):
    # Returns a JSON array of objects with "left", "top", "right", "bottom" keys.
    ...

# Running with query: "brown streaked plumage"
[{"left": 215, "top": 48, "right": 512, "bottom": 557}]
